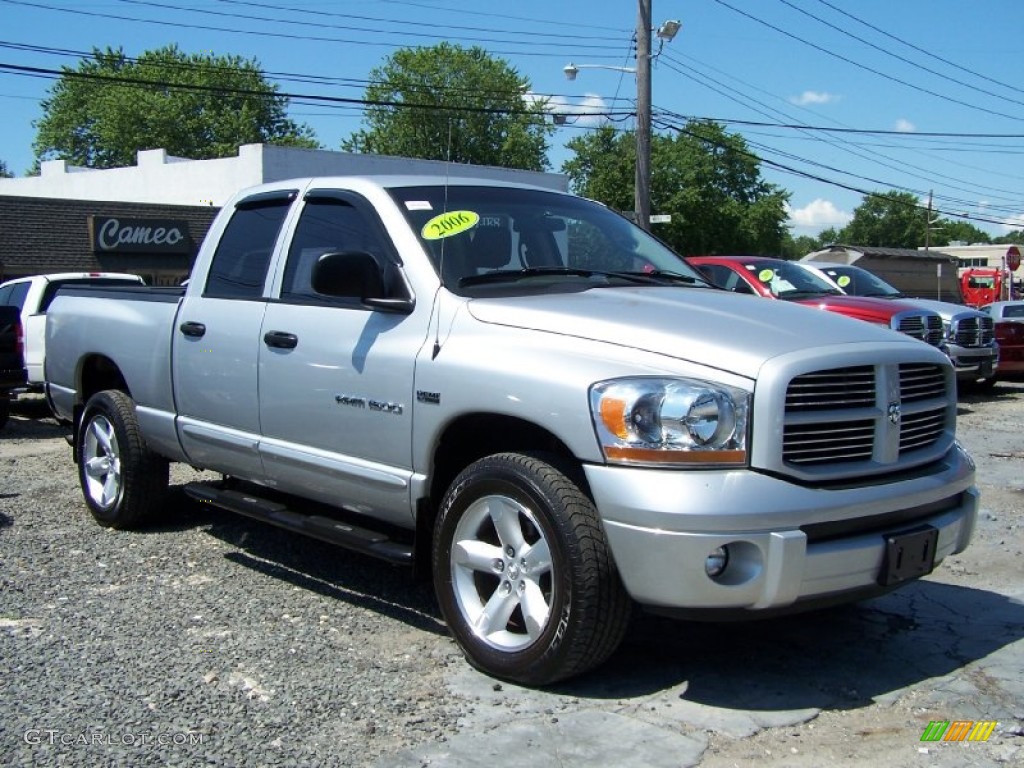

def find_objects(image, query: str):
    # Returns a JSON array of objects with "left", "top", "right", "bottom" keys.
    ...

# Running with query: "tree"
[
  {"left": 933, "top": 219, "right": 991, "bottom": 246},
  {"left": 816, "top": 227, "right": 840, "bottom": 246},
  {"left": 562, "top": 121, "right": 789, "bottom": 256},
  {"left": 343, "top": 43, "right": 553, "bottom": 171},
  {"left": 33, "top": 45, "right": 318, "bottom": 169},
  {"left": 781, "top": 233, "right": 825, "bottom": 259},
  {"left": 840, "top": 191, "right": 927, "bottom": 248},
  {"left": 994, "top": 230, "right": 1024, "bottom": 245},
  {"left": 0, "top": 159, "right": 12, "bottom": 178}
]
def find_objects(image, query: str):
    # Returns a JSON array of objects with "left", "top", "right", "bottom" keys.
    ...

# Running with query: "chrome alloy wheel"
[
  {"left": 450, "top": 494, "right": 554, "bottom": 651},
  {"left": 82, "top": 414, "right": 122, "bottom": 510}
]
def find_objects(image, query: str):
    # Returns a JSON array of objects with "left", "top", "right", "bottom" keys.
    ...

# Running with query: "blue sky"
[{"left": 1, "top": 0, "right": 1022, "bottom": 238}]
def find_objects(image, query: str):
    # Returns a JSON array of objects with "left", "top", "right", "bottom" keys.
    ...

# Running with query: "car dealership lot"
[{"left": 1, "top": 391, "right": 1022, "bottom": 767}]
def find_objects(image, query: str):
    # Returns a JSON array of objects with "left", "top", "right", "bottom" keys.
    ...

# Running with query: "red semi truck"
[{"left": 961, "top": 268, "right": 1011, "bottom": 307}]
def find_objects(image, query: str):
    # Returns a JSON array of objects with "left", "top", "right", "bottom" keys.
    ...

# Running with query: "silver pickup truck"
[{"left": 45, "top": 175, "right": 978, "bottom": 685}]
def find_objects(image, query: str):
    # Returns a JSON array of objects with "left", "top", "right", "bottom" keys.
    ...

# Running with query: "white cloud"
[
  {"left": 1000, "top": 212, "right": 1024, "bottom": 232},
  {"left": 789, "top": 90, "right": 840, "bottom": 106},
  {"left": 894, "top": 118, "right": 916, "bottom": 132},
  {"left": 786, "top": 199, "right": 853, "bottom": 232},
  {"left": 544, "top": 93, "right": 612, "bottom": 129}
]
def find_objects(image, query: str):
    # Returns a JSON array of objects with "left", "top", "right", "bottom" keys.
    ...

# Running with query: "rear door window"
[{"left": 204, "top": 191, "right": 296, "bottom": 299}]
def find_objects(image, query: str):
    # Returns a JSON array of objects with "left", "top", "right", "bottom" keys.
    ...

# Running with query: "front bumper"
[
  {"left": 585, "top": 444, "right": 977, "bottom": 613},
  {"left": 944, "top": 343, "right": 998, "bottom": 380}
]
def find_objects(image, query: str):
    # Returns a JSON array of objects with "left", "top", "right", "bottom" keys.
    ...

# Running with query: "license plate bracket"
[{"left": 878, "top": 525, "right": 939, "bottom": 586}]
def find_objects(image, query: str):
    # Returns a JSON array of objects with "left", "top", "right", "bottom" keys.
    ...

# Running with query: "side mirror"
[{"left": 312, "top": 251, "right": 413, "bottom": 314}]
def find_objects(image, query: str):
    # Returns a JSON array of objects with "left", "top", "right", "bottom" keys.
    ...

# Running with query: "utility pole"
[
  {"left": 924, "top": 190, "right": 933, "bottom": 250},
  {"left": 635, "top": 0, "right": 652, "bottom": 232}
]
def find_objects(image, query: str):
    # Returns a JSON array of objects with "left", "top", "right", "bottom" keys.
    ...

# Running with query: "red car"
[
  {"left": 980, "top": 301, "right": 1024, "bottom": 381},
  {"left": 687, "top": 256, "right": 944, "bottom": 347}
]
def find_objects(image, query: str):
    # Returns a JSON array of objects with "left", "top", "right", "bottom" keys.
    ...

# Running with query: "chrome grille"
[
  {"left": 896, "top": 313, "right": 944, "bottom": 346},
  {"left": 900, "top": 363, "right": 946, "bottom": 402},
  {"left": 784, "top": 419, "right": 874, "bottom": 465},
  {"left": 900, "top": 410, "right": 945, "bottom": 451},
  {"left": 953, "top": 315, "right": 995, "bottom": 347},
  {"left": 783, "top": 363, "right": 949, "bottom": 467},
  {"left": 785, "top": 366, "right": 874, "bottom": 411}
]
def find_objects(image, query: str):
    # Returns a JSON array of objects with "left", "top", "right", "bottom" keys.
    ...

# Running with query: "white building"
[
  {"left": 919, "top": 243, "right": 1019, "bottom": 271},
  {"left": 0, "top": 143, "right": 568, "bottom": 207}
]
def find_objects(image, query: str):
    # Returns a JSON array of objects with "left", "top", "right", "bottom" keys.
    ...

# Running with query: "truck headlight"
[{"left": 590, "top": 378, "right": 749, "bottom": 467}]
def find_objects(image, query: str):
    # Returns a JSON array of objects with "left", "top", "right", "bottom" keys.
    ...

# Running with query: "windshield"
[
  {"left": 817, "top": 265, "right": 901, "bottom": 297},
  {"left": 387, "top": 185, "right": 708, "bottom": 294},
  {"left": 744, "top": 261, "right": 842, "bottom": 299}
]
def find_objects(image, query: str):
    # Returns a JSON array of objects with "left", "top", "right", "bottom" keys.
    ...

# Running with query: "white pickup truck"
[
  {"left": 44, "top": 176, "right": 978, "bottom": 685},
  {"left": 0, "top": 272, "right": 144, "bottom": 391}
]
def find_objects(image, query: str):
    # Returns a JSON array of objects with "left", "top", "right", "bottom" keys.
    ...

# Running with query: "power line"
[
  {"left": 212, "top": 0, "right": 629, "bottom": 42},
  {"left": 773, "top": 0, "right": 1024, "bottom": 110},
  {"left": 710, "top": 0, "right": 1024, "bottom": 123},
  {"left": 655, "top": 116, "right": 1016, "bottom": 227},
  {"left": 809, "top": 0, "right": 1024, "bottom": 100},
  {"left": 373, "top": 0, "right": 626, "bottom": 33},
  {"left": 0, "top": 0, "right": 628, "bottom": 59},
  {"left": 0, "top": 60, "right": 635, "bottom": 121},
  {"left": 658, "top": 53, "right": 1024, "bottom": 210}
]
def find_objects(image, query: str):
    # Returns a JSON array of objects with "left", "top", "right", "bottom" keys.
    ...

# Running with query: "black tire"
[
  {"left": 433, "top": 452, "right": 631, "bottom": 686},
  {"left": 0, "top": 397, "right": 9, "bottom": 431},
  {"left": 77, "top": 390, "right": 168, "bottom": 529}
]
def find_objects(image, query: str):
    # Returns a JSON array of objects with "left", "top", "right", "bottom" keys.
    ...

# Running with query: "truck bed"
[{"left": 45, "top": 285, "right": 184, "bottom": 442}]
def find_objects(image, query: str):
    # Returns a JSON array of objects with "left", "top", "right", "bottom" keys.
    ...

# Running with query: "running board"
[{"left": 183, "top": 483, "right": 413, "bottom": 565}]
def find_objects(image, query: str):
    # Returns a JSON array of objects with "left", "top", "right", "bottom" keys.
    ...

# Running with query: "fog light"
[{"left": 705, "top": 546, "right": 729, "bottom": 578}]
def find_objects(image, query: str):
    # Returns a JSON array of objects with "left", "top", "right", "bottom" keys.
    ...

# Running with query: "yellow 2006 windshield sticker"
[
  {"left": 421, "top": 210, "right": 479, "bottom": 240},
  {"left": 757, "top": 268, "right": 775, "bottom": 282},
  {"left": 837, "top": 275, "right": 851, "bottom": 287}
]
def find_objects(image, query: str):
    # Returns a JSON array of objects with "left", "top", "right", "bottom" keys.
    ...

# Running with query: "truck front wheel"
[
  {"left": 78, "top": 390, "right": 168, "bottom": 529},
  {"left": 433, "top": 452, "right": 630, "bottom": 686}
]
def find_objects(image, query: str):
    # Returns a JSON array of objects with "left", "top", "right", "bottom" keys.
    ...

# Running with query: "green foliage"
[
  {"left": 0, "top": 159, "right": 12, "bottom": 178},
  {"left": 562, "top": 121, "right": 789, "bottom": 256},
  {"left": 33, "top": 45, "right": 318, "bottom": 169},
  {"left": 934, "top": 219, "right": 991, "bottom": 245},
  {"left": 840, "top": 190, "right": 927, "bottom": 248},
  {"left": 343, "top": 43, "right": 553, "bottom": 171},
  {"left": 780, "top": 233, "right": 825, "bottom": 259},
  {"left": 994, "top": 230, "right": 1024, "bottom": 245},
  {"left": 816, "top": 227, "right": 840, "bottom": 246}
]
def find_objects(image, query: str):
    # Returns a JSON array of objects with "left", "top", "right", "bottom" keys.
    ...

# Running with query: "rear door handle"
[
  {"left": 264, "top": 330, "right": 298, "bottom": 349},
  {"left": 179, "top": 321, "right": 206, "bottom": 338}
]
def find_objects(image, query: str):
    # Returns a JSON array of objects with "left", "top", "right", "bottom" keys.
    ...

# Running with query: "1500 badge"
[{"left": 334, "top": 394, "right": 404, "bottom": 415}]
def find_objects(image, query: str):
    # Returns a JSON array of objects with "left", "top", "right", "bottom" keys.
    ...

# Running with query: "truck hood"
[
  {"left": 793, "top": 294, "right": 915, "bottom": 322},
  {"left": 466, "top": 287, "right": 907, "bottom": 379},
  {"left": 894, "top": 297, "right": 985, "bottom": 320}
]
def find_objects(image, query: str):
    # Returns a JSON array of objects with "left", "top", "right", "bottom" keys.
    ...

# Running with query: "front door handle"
[
  {"left": 179, "top": 321, "right": 206, "bottom": 338},
  {"left": 264, "top": 330, "right": 298, "bottom": 349}
]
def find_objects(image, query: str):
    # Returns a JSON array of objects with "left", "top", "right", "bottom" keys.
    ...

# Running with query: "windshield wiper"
[
  {"left": 610, "top": 269, "right": 708, "bottom": 286},
  {"left": 458, "top": 267, "right": 602, "bottom": 287},
  {"left": 459, "top": 267, "right": 707, "bottom": 288}
]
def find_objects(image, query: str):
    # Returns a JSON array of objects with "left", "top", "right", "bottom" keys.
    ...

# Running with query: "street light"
[
  {"left": 563, "top": 2, "right": 681, "bottom": 230},
  {"left": 562, "top": 63, "right": 636, "bottom": 81}
]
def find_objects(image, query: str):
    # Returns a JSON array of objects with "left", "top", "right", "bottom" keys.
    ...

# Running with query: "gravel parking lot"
[{"left": 2, "top": 386, "right": 1022, "bottom": 767}]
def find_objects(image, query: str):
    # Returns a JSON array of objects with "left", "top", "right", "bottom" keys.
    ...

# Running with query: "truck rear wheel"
[
  {"left": 78, "top": 390, "right": 168, "bottom": 529},
  {"left": 0, "top": 397, "right": 9, "bottom": 431},
  {"left": 433, "top": 452, "right": 630, "bottom": 686}
]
